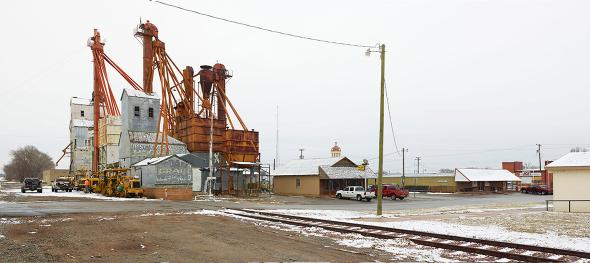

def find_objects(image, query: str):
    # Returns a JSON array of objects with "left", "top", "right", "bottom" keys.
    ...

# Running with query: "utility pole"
[
  {"left": 299, "top": 148, "right": 305, "bottom": 160},
  {"left": 365, "top": 43, "right": 386, "bottom": 216},
  {"left": 414, "top": 156, "right": 420, "bottom": 197},
  {"left": 401, "top": 148, "right": 408, "bottom": 187},
  {"left": 376, "top": 44, "right": 386, "bottom": 216},
  {"left": 207, "top": 86, "right": 215, "bottom": 196},
  {"left": 536, "top": 144, "right": 542, "bottom": 184},
  {"left": 275, "top": 105, "right": 279, "bottom": 168}
]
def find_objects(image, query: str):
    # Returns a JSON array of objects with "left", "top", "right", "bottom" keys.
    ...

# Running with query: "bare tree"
[
  {"left": 3, "top": 146, "right": 54, "bottom": 182},
  {"left": 570, "top": 147, "right": 589, "bottom": 152}
]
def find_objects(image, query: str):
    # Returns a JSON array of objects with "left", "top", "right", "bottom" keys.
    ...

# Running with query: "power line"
[
  {"left": 367, "top": 144, "right": 533, "bottom": 161},
  {"left": 384, "top": 80, "right": 400, "bottom": 154},
  {"left": 152, "top": 0, "right": 375, "bottom": 48}
]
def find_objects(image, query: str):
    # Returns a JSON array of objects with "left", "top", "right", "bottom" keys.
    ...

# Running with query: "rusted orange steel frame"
[
  {"left": 216, "top": 87, "right": 247, "bottom": 131},
  {"left": 92, "top": 48, "right": 120, "bottom": 116},
  {"left": 55, "top": 142, "right": 72, "bottom": 166},
  {"left": 102, "top": 54, "right": 143, "bottom": 91},
  {"left": 214, "top": 86, "right": 235, "bottom": 129},
  {"left": 137, "top": 21, "right": 259, "bottom": 166},
  {"left": 150, "top": 40, "right": 210, "bottom": 157},
  {"left": 89, "top": 29, "right": 143, "bottom": 171},
  {"left": 93, "top": 53, "right": 119, "bottom": 115},
  {"left": 216, "top": 87, "right": 258, "bottom": 151}
]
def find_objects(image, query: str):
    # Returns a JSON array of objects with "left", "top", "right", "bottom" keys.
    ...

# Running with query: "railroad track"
[{"left": 223, "top": 209, "right": 590, "bottom": 262}]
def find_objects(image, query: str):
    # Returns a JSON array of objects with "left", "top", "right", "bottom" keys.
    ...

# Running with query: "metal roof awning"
[{"left": 232, "top": 161, "right": 261, "bottom": 168}]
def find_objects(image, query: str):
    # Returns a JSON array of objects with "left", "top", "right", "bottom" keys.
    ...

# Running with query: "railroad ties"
[{"left": 223, "top": 209, "right": 590, "bottom": 262}]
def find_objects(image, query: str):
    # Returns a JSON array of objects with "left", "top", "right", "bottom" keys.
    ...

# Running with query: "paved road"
[{"left": 0, "top": 189, "right": 550, "bottom": 217}]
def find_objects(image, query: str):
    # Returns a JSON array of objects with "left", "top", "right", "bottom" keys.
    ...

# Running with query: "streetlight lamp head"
[{"left": 365, "top": 48, "right": 371, "bottom": 57}]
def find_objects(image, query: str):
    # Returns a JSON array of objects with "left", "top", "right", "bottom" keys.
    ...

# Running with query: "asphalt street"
[{"left": 0, "top": 184, "right": 550, "bottom": 217}]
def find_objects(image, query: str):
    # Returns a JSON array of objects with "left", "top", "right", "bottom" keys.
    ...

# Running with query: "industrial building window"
[
  {"left": 148, "top": 107, "right": 154, "bottom": 118},
  {"left": 296, "top": 178, "right": 301, "bottom": 189},
  {"left": 134, "top": 106, "right": 140, "bottom": 117},
  {"left": 81, "top": 110, "right": 85, "bottom": 117}
]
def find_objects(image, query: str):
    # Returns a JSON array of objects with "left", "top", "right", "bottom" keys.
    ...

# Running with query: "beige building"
[
  {"left": 272, "top": 156, "right": 375, "bottom": 197},
  {"left": 367, "top": 173, "right": 456, "bottom": 192},
  {"left": 98, "top": 115, "right": 121, "bottom": 169},
  {"left": 546, "top": 152, "right": 590, "bottom": 212},
  {"left": 42, "top": 169, "right": 69, "bottom": 185}
]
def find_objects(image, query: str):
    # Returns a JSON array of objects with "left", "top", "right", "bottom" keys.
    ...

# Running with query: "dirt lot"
[{"left": 0, "top": 211, "right": 393, "bottom": 262}]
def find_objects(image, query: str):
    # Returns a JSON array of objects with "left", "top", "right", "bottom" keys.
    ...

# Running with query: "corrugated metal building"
[
  {"left": 118, "top": 88, "right": 188, "bottom": 168},
  {"left": 132, "top": 154, "right": 193, "bottom": 200},
  {"left": 69, "top": 97, "right": 94, "bottom": 174},
  {"left": 98, "top": 115, "right": 121, "bottom": 169}
]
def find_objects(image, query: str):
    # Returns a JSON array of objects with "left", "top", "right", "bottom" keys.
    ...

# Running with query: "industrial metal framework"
[
  {"left": 69, "top": 22, "right": 262, "bottom": 196},
  {"left": 87, "top": 29, "right": 143, "bottom": 173},
  {"left": 135, "top": 21, "right": 260, "bottom": 194}
]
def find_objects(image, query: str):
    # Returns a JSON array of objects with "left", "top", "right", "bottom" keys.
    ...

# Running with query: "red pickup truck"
[
  {"left": 369, "top": 184, "right": 409, "bottom": 200},
  {"left": 521, "top": 185, "right": 553, "bottom": 195}
]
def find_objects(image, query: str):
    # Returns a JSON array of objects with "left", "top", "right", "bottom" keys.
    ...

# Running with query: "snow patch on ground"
[
  {"left": 139, "top": 212, "right": 174, "bottom": 217},
  {"left": 372, "top": 220, "right": 590, "bottom": 253},
  {"left": 265, "top": 209, "right": 590, "bottom": 253},
  {"left": 218, "top": 209, "right": 458, "bottom": 262},
  {"left": 0, "top": 218, "right": 22, "bottom": 225},
  {"left": 3, "top": 186, "right": 158, "bottom": 201},
  {"left": 263, "top": 209, "right": 399, "bottom": 219}
]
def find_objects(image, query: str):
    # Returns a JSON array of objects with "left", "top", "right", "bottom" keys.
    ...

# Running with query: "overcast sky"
[{"left": 1, "top": 0, "right": 589, "bottom": 173}]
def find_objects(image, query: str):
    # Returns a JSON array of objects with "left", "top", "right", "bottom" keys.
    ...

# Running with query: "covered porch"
[{"left": 318, "top": 165, "right": 375, "bottom": 197}]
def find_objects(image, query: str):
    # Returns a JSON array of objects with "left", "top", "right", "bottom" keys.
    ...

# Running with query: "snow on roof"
[
  {"left": 122, "top": 88, "right": 160, "bottom": 100},
  {"left": 320, "top": 166, "right": 376, "bottom": 179},
  {"left": 177, "top": 153, "right": 207, "bottom": 167},
  {"left": 455, "top": 168, "right": 521, "bottom": 182},
  {"left": 128, "top": 131, "right": 185, "bottom": 145},
  {"left": 546, "top": 152, "right": 590, "bottom": 169},
  {"left": 233, "top": 161, "right": 260, "bottom": 166},
  {"left": 273, "top": 157, "right": 346, "bottom": 176},
  {"left": 384, "top": 173, "right": 454, "bottom": 178},
  {"left": 71, "top": 119, "right": 93, "bottom": 128},
  {"left": 71, "top": 97, "right": 91, "bottom": 105},
  {"left": 132, "top": 155, "right": 184, "bottom": 167}
]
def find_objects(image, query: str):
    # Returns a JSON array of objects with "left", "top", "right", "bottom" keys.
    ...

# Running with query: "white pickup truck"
[{"left": 336, "top": 186, "right": 375, "bottom": 202}]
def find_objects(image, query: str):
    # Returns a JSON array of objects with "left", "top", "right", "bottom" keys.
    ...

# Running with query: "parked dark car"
[
  {"left": 52, "top": 177, "right": 73, "bottom": 192},
  {"left": 521, "top": 185, "right": 552, "bottom": 195},
  {"left": 21, "top": 178, "right": 43, "bottom": 193}
]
